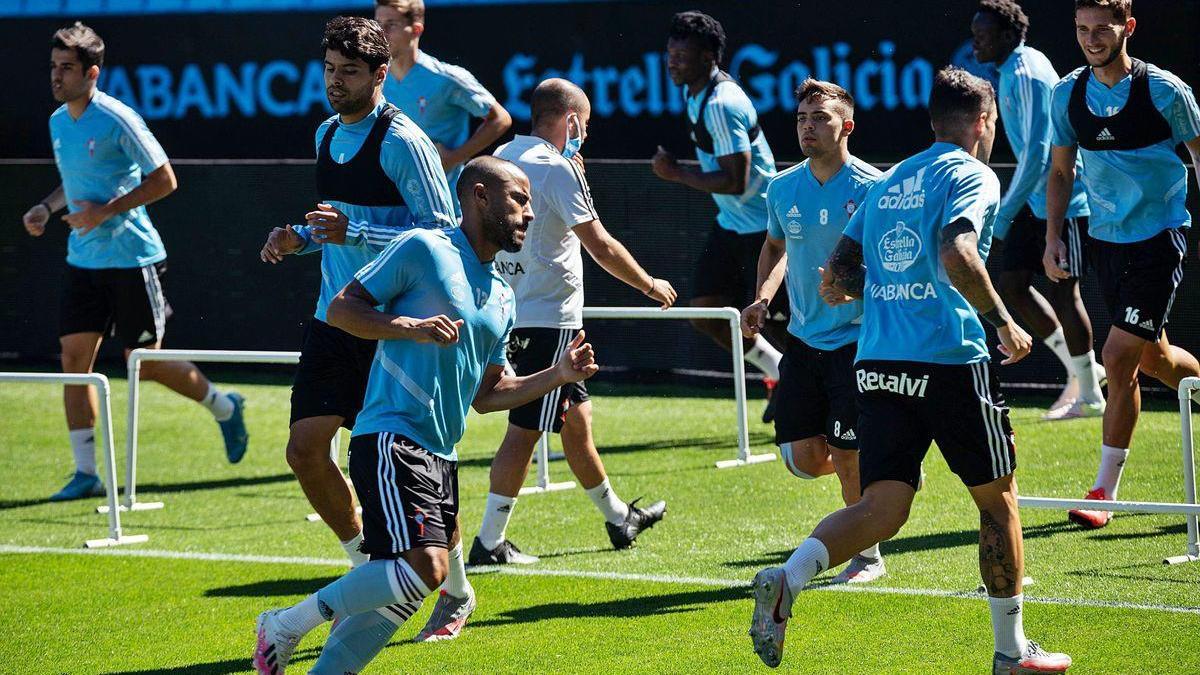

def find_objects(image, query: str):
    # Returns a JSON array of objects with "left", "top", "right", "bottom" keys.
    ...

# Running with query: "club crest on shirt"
[
  {"left": 879, "top": 221, "right": 922, "bottom": 273},
  {"left": 418, "top": 96, "right": 428, "bottom": 115},
  {"left": 845, "top": 200, "right": 857, "bottom": 216},
  {"left": 786, "top": 220, "right": 802, "bottom": 237}
]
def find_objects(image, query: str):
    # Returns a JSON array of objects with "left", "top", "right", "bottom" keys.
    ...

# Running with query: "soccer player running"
[
  {"left": 971, "top": 0, "right": 1106, "bottom": 421},
  {"left": 741, "top": 79, "right": 886, "bottom": 585},
  {"left": 470, "top": 79, "right": 674, "bottom": 567},
  {"left": 749, "top": 68, "right": 1072, "bottom": 673},
  {"left": 1047, "top": 0, "right": 1200, "bottom": 529},
  {"left": 651, "top": 11, "right": 785, "bottom": 419},
  {"left": 22, "top": 22, "right": 247, "bottom": 502},
  {"left": 259, "top": 17, "right": 479, "bottom": 641},
  {"left": 253, "top": 156, "right": 598, "bottom": 675},
  {"left": 375, "top": 0, "right": 512, "bottom": 217}
]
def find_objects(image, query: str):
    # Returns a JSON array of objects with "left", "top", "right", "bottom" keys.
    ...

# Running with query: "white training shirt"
[{"left": 494, "top": 135, "right": 598, "bottom": 329}]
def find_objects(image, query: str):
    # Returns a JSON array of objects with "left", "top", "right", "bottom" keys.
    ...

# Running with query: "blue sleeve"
[
  {"left": 490, "top": 312, "right": 514, "bottom": 367},
  {"left": 1158, "top": 75, "right": 1200, "bottom": 144},
  {"left": 843, "top": 205, "right": 864, "bottom": 243},
  {"left": 765, "top": 179, "right": 783, "bottom": 239},
  {"left": 381, "top": 126, "right": 457, "bottom": 230},
  {"left": 292, "top": 225, "right": 322, "bottom": 256},
  {"left": 113, "top": 111, "right": 168, "bottom": 174},
  {"left": 997, "top": 77, "right": 1053, "bottom": 238},
  {"left": 1049, "top": 78, "right": 1077, "bottom": 147},
  {"left": 944, "top": 165, "right": 1001, "bottom": 235},
  {"left": 705, "top": 92, "right": 753, "bottom": 157},
  {"left": 443, "top": 66, "right": 496, "bottom": 119},
  {"left": 354, "top": 231, "right": 423, "bottom": 305}
]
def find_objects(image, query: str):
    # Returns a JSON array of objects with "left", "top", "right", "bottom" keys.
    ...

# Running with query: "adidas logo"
[
  {"left": 786, "top": 205, "right": 802, "bottom": 218},
  {"left": 1006, "top": 606, "right": 1022, "bottom": 616},
  {"left": 877, "top": 167, "right": 926, "bottom": 210},
  {"left": 839, "top": 429, "right": 856, "bottom": 441},
  {"left": 1096, "top": 127, "right": 1115, "bottom": 142},
  {"left": 1138, "top": 319, "right": 1155, "bottom": 331},
  {"left": 497, "top": 504, "right": 512, "bottom": 513}
]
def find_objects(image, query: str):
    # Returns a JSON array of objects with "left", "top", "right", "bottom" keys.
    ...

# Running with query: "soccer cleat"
[
  {"left": 992, "top": 641, "right": 1072, "bottom": 674},
  {"left": 1067, "top": 487, "right": 1112, "bottom": 529},
  {"left": 414, "top": 588, "right": 476, "bottom": 642},
  {"left": 749, "top": 567, "right": 792, "bottom": 668},
  {"left": 252, "top": 609, "right": 301, "bottom": 675},
  {"left": 219, "top": 392, "right": 249, "bottom": 463},
  {"left": 1048, "top": 377, "right": 1080, "bottom": 415},
  {"left": 1043, "top": 398, "right": 1104, "bottom": 421},
  {"left": 49, "top": 471, "right": 105, "bottom": 502},
  {"left": 606, "top": 498, "right": 667, "bottom": 550},
  {"left": 831, "top": 555, "right": 886, "bottom": 584},
  {"left": 467, "top": 537, "right": 539, "bottom": 565},
  {"left": 762, "top": 378, "right": 779, "bottom": 424}
]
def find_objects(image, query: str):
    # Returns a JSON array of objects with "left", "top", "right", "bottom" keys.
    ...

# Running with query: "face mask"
[{"left": 562, "top": 112, "right": 584, "bottom": 159}]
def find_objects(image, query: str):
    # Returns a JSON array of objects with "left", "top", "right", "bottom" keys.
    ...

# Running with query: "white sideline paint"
[{"left": 2, "top": 544, "right": 1196, "bottom": 616}]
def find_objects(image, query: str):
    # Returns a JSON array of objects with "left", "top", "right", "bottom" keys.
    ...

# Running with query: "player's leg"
[
  {"left": 416, "top": 490, "right": 475, "bottom": 642},
  {"left": 773, "top": 336, "right": 834, "bottom": 479},
  {"left": 560, "top": 400, "right": 666, "bottom": 549},
  {"left": 52, "top": 331, "right": 106, "bottom": 501},
  {"left": 472, "top": 423, "right": 543, "bottom": 564},
  {"left": 1044, "top": 216, "right": 1105, "bottom": 418},
  {"left": 286, "top": 415, "right": 364, "bottom": 562},
  {"left": 1137, "top": 329, "right": 1200, "bottom": 390}
]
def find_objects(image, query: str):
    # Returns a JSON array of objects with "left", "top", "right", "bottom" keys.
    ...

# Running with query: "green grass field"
[{"left": 1, "top": 372, "right": 1198, "bottom": 674}]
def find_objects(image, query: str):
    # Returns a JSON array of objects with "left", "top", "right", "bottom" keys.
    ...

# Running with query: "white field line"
[{"left": 2, "top": 544, "right": 1197, "bottom": 616}]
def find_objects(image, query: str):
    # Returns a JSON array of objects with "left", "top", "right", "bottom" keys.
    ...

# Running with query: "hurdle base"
[
  {"left": 1163, "top": 553, "right": 1200, "bottom": 566},
  {"left": 306, "top": 506, "right": 363, "bottom": 523},
  {"left": 84, "top": 533, "right": 149, "bottom": 549},
  {"left": 519, "top": 481, "right": 577, "bottom": 496},
  {"left": 715, "top": 453, "right": 776, "bottom": 469},
  {"left": 97, "top": 501, "right": 164, "bottom": 514}
]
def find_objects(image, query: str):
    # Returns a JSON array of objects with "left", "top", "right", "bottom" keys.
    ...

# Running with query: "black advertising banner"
[{"left": 3, "top": 1, "right": 1197, "bottom": 162}]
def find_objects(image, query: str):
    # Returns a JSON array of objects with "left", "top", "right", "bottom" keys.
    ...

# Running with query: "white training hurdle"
[
  {"left": 0, "top": 372, "right": 147, "bottom": 548},
  {"left": 1016, "top": 377, "right": 1200, "bottom": 565}
]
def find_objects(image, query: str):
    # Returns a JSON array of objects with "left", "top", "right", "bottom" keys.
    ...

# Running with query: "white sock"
[
  {"left": 1094, "top": 445, "right": 1129, "bottom": 499},
  {"left": 277, "top": 592, "right": 328, "bottom": 636},
  {"left": 745, "top": 335, "right": 782, "bottom": 380},
  {"left": 1042, "top": 327, "right": 1073, "bottom": 374},
  {"left": 1072, "top": 352, "right": 1104, "bottom": 404},
  {"left": 200, "top": 384, "right": 234, "bottom": 422},
  {"left": 859, "top": 542, "right": 881, "bottom": 560},
  {"left": 441, "top": 541, "right": 472, "bottom": 597},
  {"left": 585, "top": 479, "right": 629, "bottom": 525},
  {"left": 341, "top": 532, "right": 370, "bottom": 568},
  {"left": 988, "top": 594, "right": 1028, "bottom": 659},
  {"left": 783, "top": 537, "right": 830, "bottom": 594},
  {"left": 478, "top": 492, "right": 517, "bottom": 550},
  {"left": 69, "top": 428, "right": 97, "bottom": 476}
]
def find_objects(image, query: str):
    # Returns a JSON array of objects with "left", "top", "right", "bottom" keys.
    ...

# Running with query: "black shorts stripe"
[
  {"left": 377, "top": 432, "right": 409, "bottom": 553},
  {"left": 536, "top": 329, "right": 572, "bottom": 433}
]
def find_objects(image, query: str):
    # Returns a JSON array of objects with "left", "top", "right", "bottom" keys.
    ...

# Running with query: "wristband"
[
  {"left": 38, "top": 202, "right": 52, "bottom": 215},
  {"left": 643, "top": 278, "right": 656, "bottom": 295}
]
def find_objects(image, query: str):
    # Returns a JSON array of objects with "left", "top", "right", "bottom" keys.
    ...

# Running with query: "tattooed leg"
[{"left": 968, "top": 475, "right": 1025, "bottom": 598}]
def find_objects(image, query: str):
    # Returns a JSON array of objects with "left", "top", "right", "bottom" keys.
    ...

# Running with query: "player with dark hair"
[
  {"left": 1048, "top": 0, "right": 1200, "bottom": 529},
  {"left": 972, "top": 0, "right": 1105, "bottom": 420},
  {"left": 652, "top": 11, "right": 785, "bottom": 420},
  {"left": 375, "top": 0, "right": 512, "bottom": 218},
  {"left": 23, "top": 22, "right": 248, "bottom": 502},
  {"left": 253, "top": 156, "right": 599, "bottom": 675},
  {"left": 742, "top": 79, "right": 886, "bottom": 584},
  {"left": 748, "top": 67, "right": 1071, "bottom": 673}
]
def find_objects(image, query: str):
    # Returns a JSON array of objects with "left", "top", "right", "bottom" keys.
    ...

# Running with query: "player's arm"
[
  {"left": 652, "top": 147, "right": 750, "bottom": 195},
  {"left": 326, "top": 279, "right": 463, "bottom": 344},
  {"left": 385, "top": 132, "right": 457, "bottom": 232},
  {"left": 22, "top": 184, "right": 66, "bottom": 237},
  {"left": 1042, "top": 144, "right": 1077, "bottom": 281},
  {"left": 439, "top": 101, "right": 512, "bottom": 172},
  {"left": 940, "top": 219, "right": 1031, "bottom": 364},
  {"left": 995, "top": 81, "right": 1052, "bottom": 239},
  {"left": 822, "top": 235, "right": 866, "bottom": 302},
  {"left": 472, "top": 331, "right": 598, "bottom": 414},
  {"left": 742, "top": 234, "right": 786, "bottom": 337},
  {"left": 62, "top": 163, "right": 177, "bottom": 234},
  {"left": 575, "top": 219, "right": 676, "bottom": 309}
]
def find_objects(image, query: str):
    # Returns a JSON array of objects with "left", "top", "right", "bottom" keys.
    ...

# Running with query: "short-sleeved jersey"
[
  {"left": 996, "top": 44, "right": 1089, "bottom": 238},
  {"left": 383, "top": 51, "right": 497, "bottom": 218},
  {"left": 49, "top": 89, "right": 168, "bottom": 269},
  {"left": 493, "top": 135, "right": 598, "bottom": 330},
  {"left": 352, "top": 227, "right": 515, "bottom": 460},
  {"left": 685, "top": 70, "right": 777, "bottom": 234},
  {"left": 296, "top": 101, "right": 456, "bottom": 323},
  {"left": 1050, "top": 62, "right": 1200, "bottom": 243},
  {"left": 845, "top": 142, "right": 1002, "bottom": 365},
  {"left": 766, "top": 156, "right": 882, "bottom": 350}
]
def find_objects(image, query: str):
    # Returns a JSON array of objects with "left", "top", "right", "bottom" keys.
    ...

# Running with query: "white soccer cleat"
[
  {"left": 831, "top": 555, "right": 886, "bottom": 584},
  {"left": 1043, "top": 398, "right": 1104, "bottom": 421},
  {"left": 749, "top": 567, "right": 792, "bottom": 668},
  {"left": 1047, "top": 377, "right": 1080, "bottom": 416},
  {"left": 252, "top": 609, "right": 301, "bottom": 675},
  {"left": 414, "top": 589, "right": 476, "bottom": 642},
  {"left": 992, "top": 640, "right": 1072, "bottom": 673}
]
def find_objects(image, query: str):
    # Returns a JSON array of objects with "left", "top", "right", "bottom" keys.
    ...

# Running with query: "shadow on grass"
[
  {"left": 134, "top": 473, "right": 296, "bottom": 495},
  {"left": 0, "top": 497, "right": 55, "bottom": 511},
  {"left": 1065, "top": 556, "right": 1199, "bottom": 585},
  {"left": 105, "top": 647, "right": 320, "bottom": 674},
  {"left": 469, "top": 584, "right": 747, "bottom": 629},
  {"left": 204, "top": 576, "right": 341, "bottom": 599},
  {"left": 455, "top": 433, "right": 775, "bottom": 469}
]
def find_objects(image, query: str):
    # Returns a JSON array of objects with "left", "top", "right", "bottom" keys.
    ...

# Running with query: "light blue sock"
[
  {"left": 309, "top": 611, "right": 403, "bottom": 675},
  {"left": 316, "top": 558, "right": 431, "bottom": 619}
]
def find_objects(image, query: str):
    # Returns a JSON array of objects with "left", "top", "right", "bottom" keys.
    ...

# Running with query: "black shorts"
[
  {"left": 506, "top": 327, "right": 590, "bottom": 433},
  {"left": 290, "top": 318, "right": 377, "bottom": 428},
  {"left": 856, "top": 360, "right": 1016, "bottom": 491},
  {"left": 1091, "top": 228, "right": 1187, "bottom": 341},
  {"left": 691, "top": 223, "right": 789, "bottom": 321},
  {"left": 774, "top": 336, "right": 859, "bottom": 450},
  {"left": 59, "top": 262, "right": 170, "bottom": 348},
  {"left": 998, "top": 207, "right": 1089, "bottom": 279},
  {"left": 349, "top": 432, "right": 459, "bottom": 557}
]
